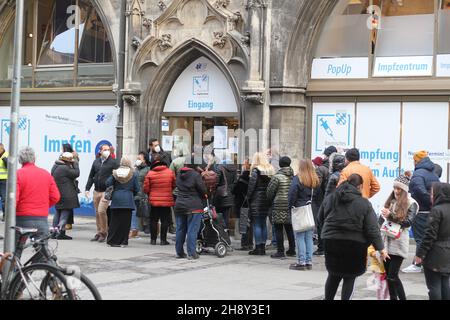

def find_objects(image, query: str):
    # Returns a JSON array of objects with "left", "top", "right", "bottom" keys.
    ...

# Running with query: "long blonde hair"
[
  {"left": 298, "top": 159, "right": 320, "bottom": 189},
  {"left": 250, "top": 152, "right": 275, "bottom": 175}
]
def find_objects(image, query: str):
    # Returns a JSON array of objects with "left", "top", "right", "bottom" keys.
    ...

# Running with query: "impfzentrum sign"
[{"left": 373, "top": 56, "right": 433, "bottom": 77}]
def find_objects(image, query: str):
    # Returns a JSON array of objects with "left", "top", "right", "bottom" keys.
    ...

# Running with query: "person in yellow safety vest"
[{"left": 0, "top": 143, "right": 7, "bottom": 240}]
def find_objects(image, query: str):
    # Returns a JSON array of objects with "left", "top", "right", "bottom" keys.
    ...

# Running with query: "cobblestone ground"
[{"left": 1, "top": 217, "right": 429, "bottom": 300}]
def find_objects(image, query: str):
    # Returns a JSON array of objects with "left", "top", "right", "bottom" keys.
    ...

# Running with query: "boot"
[
  {"left": 56, "top": 230, "right": 72, "bottom": 240},
  {"left": 258, "top": 244, "right": 266, "bottom": 256},
  {"left": 248, "top": 245, "right": 260, "bottom": 255}
]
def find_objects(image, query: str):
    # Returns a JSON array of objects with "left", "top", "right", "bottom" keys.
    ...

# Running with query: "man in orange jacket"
[{"left": 338, "top": 148, "right": 380, "bottom": 199}]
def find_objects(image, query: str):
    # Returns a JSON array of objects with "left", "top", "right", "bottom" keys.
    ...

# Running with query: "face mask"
[
  {"left": 102, "top": 151, "right": 110, "bottom": 158},
  {"left": 135, "top": 160, "right": 143, "bottom": 167},
  {"left": 154, "top": 146, "right": 161, "bottom": 153}
]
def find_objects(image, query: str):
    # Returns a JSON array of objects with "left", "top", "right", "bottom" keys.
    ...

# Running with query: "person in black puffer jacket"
[
  {"left": 404, "top": 151, "right": 440, "bottom": 273},
  {"left": 174, "top": 161, "right": 207, "bottom": 259},
  {"left": 415, "top": 182, "right": 450, "bottom": 300},
  {"left": 246, "top": 152, "right": 275, "bottom": 256},
  {"left": 232, "top": 159, "right": 253, "bottom": 251},
  {"left": 325, "top": 153, "right": 346, "bottom": 197},
  {"left": 318, "top": 173, "right": 387, "bottom": 300},
  {"left": 214, "top": 160, "right": 238, "bottom": 231},
  {"left": 266, "top": 156, "right": 295, "bottom": 259},
  {"left": 51, "top": 152, "right": 80, "bottom": 240}
]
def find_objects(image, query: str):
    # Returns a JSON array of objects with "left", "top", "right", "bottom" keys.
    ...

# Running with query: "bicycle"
[
  {"left": 16, "top": 226, "right": 102, "bottom": 300},
  {"left": 0, "top": 227, "right": 75, "bottom": 300}
]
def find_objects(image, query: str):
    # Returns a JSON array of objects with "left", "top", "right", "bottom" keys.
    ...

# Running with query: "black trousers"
[
  {"left": 150, "top": 206, "right": 171, "bottom": 241},
  {"left": 107, "top": 209, "right": 132, "bottom": 246},
  {"left": 274, "top": 223, "right": 295, "bottom": 253},
  {"left": 216, "top": 206, "right": 232, "bottom": 230},
  {"left": 324, "top": 274, "right": 356, "bottom": 300},
  {"left": 424, "top": 267, "right": 450, "bottom": 300},
  {"left": 384, "top": 255, "right": 406, "bottom": 300}
]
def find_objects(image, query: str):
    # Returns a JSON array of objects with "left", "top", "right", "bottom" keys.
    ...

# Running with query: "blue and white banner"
[
  {"left": 373, "top": 56, "right": 433, "bottom": 77},
  {"left": 311, "top": 57, "right": 369, "bottom": 79},
  {"left": 0, "top": 106, "right": 118, "bottom": 216},
  {"left": 437, "top": 54, "right": 450, "bottom": 77}
]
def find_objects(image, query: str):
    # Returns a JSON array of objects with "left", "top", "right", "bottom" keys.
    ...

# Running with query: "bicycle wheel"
[
  {"left": 7, "top": 263, "right": 75, "bottom": 300},
  {"left": 68, "top": 273, "right": 102, "bottom": 300}
]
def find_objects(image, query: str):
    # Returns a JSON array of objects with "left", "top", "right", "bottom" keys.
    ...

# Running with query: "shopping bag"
[
  {"left": 291, "top": 204, "right": 315, "bottom": 232},
  {"left": 380, "top": 219, "right": 402, "bottom": 239}
]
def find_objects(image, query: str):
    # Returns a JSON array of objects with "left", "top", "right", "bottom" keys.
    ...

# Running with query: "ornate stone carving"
[
  {"left": 142, "top": 17, "right": 152, "bottom": 30},
  {"left": 241, "top": 31, "right": 250, "bottom": 46},
  {"left": 213, "top": 32, "right": 228, "bottom": 49},
  {"left": 214, "top": 0, "right": 230, "bottom": 9},
  {"left": 242, "top": 93, "right": 264, "bottom": 104},
  {"left": 123, "top": 94, "right": 139, "bottom": 105},
  {"left": 131, "top": 36, "right": 142, "bottom": 49},
  {"left": 158, "top": 1, "right": 167, "bottom": 11},
  {"left": 246, "top": 0, "right": 267, "bottom": 10},
  {"left": 157, "top": 34, "right": 173, "bottom": 51}
]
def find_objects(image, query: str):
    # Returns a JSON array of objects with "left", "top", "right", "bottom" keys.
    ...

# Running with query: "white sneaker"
[{"left": 402, "top": 264, "right": 422, "bottom": 273}]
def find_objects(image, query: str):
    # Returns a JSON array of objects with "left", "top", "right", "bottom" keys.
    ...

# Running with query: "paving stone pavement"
[{"left": 0, "top": 217, "right": 429, "bottom": 300}]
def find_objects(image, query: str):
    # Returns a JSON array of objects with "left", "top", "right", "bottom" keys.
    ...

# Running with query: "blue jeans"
[
  {"left": 295, "top": 230, "right": 313, "bottom": 264},
  {"left": 0, "top": 179, "right": 6, "bottom": 211},
  {"left": 175, "top": 213, "right": 202, "bottom": 257},
  {"left": 131, "top": 209, "right": 138, "bottom": 231},
  {"left": 252, "top": 216, "right": 268, "bottom": 245},
  {"left": 412, "top": 212, "right": 428, "bottom": 255}
]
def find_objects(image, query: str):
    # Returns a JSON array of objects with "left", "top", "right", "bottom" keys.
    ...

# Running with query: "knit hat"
[
  {"left": 279, "top": 156, "right": 291, "bottom": 168},
  {"left": 413, "top": 150, "right": 428, "bottom": 163},
  {"left": 393, "top": 175, "right": 410, "bottom": 193},
  {"left": 312, "top": 156, "right": 323, "bottom": 167},
  {"left": 324, "top": 146, "right": 338, "bottom": 157}
]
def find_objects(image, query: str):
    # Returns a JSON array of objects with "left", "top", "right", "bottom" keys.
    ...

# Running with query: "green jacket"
[{"left": 266, "top": 167, "right": 294, "bottom": 224}]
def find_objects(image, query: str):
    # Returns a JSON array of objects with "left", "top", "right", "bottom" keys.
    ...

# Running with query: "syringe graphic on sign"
[{"left": 319, "top": 118, "right": 335, "bottom": 140}]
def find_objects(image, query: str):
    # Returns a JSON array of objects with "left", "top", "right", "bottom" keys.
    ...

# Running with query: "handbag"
[
  {"left": 136, "top": 197, "right": 150, "bottom": 218},
  {"left": 216, "top": 167, "right": 228, "bottom": 198},
  {"left": 104, "top": 185, "right": 114, "bottom": 201},
  {"left": 380, "top": 218, "right": 402, "bottom": 239},
  {"left": 291, "top": 189, "right": 315, "bottom": 232},
  {"left": 239, "top": 197, "right": 250, "bottom": 234}
]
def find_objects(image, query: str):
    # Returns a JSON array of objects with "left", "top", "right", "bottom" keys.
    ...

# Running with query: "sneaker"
[
  {"left": 90, "top": 234, "right": 100, "bottom": 242},
  {"left": 313, "top": 250, "right": 325, "bottom": 257},
  {"left": 98, "top": 234, "right": 106, "bottom": 243},
  {"left": 402, "top": 264, "right": 423, "bottom": 273},
  {"left": 176, "top": 253, "right": 187, "bottom": 259},
  {"left": 188, "top": 254, "right": 199, "bottom": 260},
  {"left": 265, "top": 244, "right": 277, "bottom": 250},
  {"left": 289, "top": 263, "right": 306, "bottom": 271},
  {"left": 270, "top": 252, "right": 286, "bottom": 259}
]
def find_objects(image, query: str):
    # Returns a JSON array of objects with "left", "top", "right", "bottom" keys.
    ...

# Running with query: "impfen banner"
[{"left": 0, "top": 106, "right": 118, "bottom": 216}]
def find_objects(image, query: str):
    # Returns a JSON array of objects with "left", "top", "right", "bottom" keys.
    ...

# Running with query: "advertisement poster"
[
  {"left": 213, "top": 126, "right": 228, "bottom": 149},
  {"left": 228, "top": 137, "right": 239, "bottom": 154},
  {"left": 162, "top": 135, "right": 173, "bottom": 151},
  {"left": 0, "top": 106, "right": 118, "bottom": 216},
  {"left": 312, "top": 102, "right": 355, "bottom": 158},
  {"left": 356, "top": 103, "right": 401, "bottom": 213},
  {"left": 401, "top": 102, "right": 449, "bottom": 182}
]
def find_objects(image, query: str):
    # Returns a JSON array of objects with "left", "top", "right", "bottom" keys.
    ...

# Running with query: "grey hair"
[{"left": 18, "top": 146, "right": 36, "bottom": 164}]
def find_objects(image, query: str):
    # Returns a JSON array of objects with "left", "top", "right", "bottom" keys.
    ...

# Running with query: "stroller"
[{"left": 196, "top": 198, "right": 233, "bottom": 258}]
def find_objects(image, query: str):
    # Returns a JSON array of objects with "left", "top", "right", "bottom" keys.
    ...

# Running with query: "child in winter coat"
[{"left": 368, "top": 245, "right": 389, "bottom": 300}]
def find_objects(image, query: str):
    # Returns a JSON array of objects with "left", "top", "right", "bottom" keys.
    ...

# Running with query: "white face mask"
[
  {"left": 154, "top": 145, "right": 161, "bottom": 153},
  {"left": 102, "top": 150, "right": 110, "bottom": 159},
  {"left": 135, "top": 160, "right": 143, "bottom": 167}
]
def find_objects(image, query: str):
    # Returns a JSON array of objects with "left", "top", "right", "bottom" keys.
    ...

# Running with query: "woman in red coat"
[{"left": 143, "top": 156, "right": 176, "bottom": 245}]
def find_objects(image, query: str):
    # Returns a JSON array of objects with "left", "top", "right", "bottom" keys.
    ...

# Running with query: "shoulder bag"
[
  {"left": 291, "top": 188, "right": 315, "bottom": 232},
  {"left": 216, "top": 167, "right": 228, "bottom": 198}
]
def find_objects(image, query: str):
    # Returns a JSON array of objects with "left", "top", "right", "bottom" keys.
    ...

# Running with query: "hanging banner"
[
  {"left": 312, "top": 102, "right": 355, "bottom": 158},
  {"left": 356, "top": 103, "right": 401, "bottom": 213},
  {"left": 0, "top": 106, "right": 118, "bottom": 216}
]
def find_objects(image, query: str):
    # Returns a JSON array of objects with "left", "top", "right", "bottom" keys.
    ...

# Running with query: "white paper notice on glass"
[
  {"left": 214, "top": 126, "right": 228, "bottom": 149},
  {"left": 161, "top": 120, "right": 170, "bottom": 132},
  {"left": 228, "top": 137, "right": 239, "bottom": 154},
  {"left": 162, "top": 135, "right": 173, "bottom": 151}
]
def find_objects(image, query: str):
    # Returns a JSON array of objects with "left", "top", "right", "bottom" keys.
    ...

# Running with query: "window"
[{"left": 0, "top": 0, "right": 113, "bottom": 88}]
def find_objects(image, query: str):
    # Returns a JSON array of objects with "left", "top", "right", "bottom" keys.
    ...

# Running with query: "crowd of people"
[{"left": 0, "top": 139, "right": 449, "bottom": 300}]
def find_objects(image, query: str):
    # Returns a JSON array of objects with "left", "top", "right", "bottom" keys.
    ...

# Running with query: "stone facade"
[{"left": 0, "top": 0, "right": 339, "bottom": 162}]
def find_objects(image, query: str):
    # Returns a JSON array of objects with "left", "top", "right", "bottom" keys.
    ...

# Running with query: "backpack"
[{"left": 199, "top": 164, "right": 218, "bottom": 193}]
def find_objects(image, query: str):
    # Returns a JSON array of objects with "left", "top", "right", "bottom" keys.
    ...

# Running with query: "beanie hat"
[
  {"left": 312, "top": 156, "right": 323, "bottom": 167},
  {"left": 345, "top": 148, "right": 360, "bottom": 162},
  {"left": 413, "top": 150, "right": 428, "bottom": 163},
  {"left": 324, "top": 146, "right": 338, "bottom": 157},
  {"left": 279, "top": 156, "right": 291, "bottom": 168},
  {"left": 393, "top": 175, "right": 410, "bottom": 193}
]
